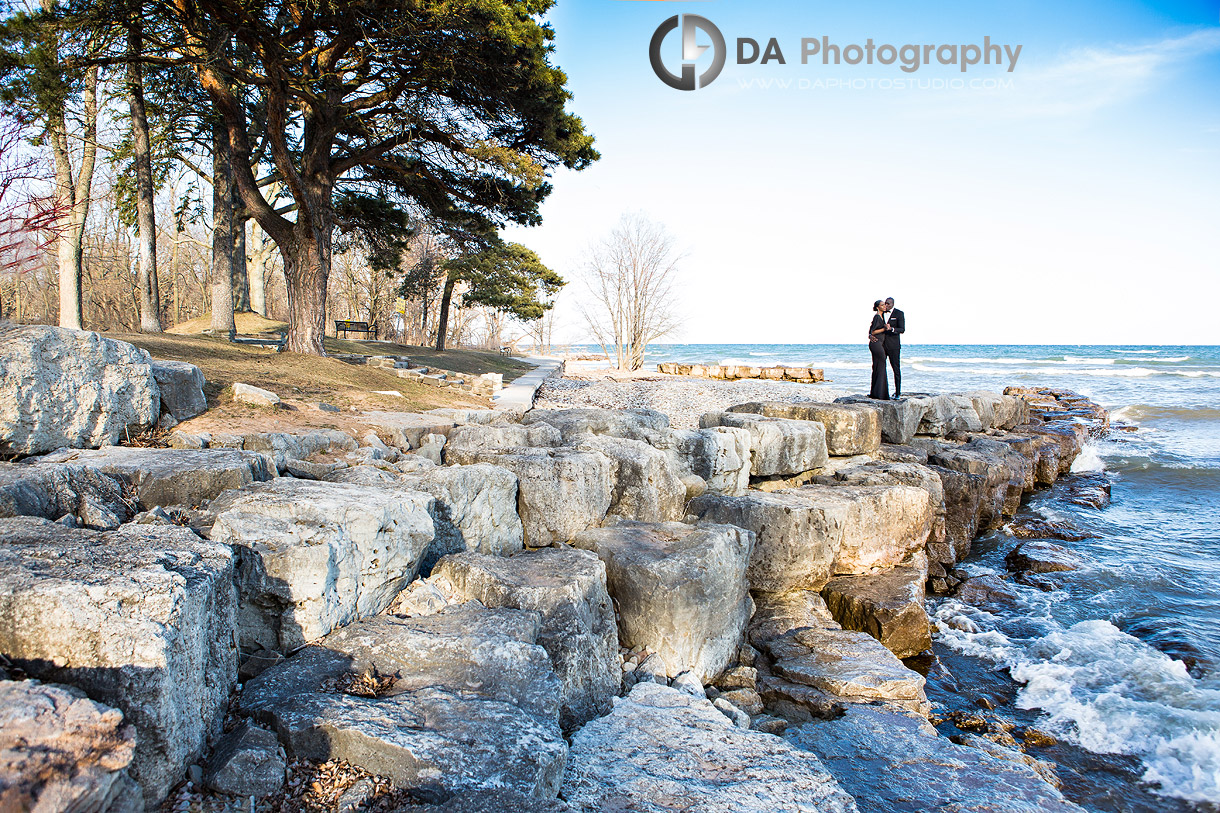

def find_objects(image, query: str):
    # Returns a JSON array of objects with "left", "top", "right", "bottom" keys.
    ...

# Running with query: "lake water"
[{"left": 602, "top": 342, "right": 1220, "bottom": 809}]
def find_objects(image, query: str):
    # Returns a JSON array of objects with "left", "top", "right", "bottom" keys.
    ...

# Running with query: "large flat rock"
[
  {"left": 443, "top": 423, "right": 562, "bottom": 464},
  {"left": 786, "top": 705, "right": 1084, "bottom": 813},
  {"left": 835, "top": 396, "right": 928, "bottom": 445},
  {"left": 687, "top": 490, "right": 841, "bottom": 593},
  {"left": 562, "top": 682, "right": 856, "bottom": 813},
  {"left": 522, "top": 407, "right": 669, "bottom": 443},
  {"left": 0, "top": 679, "right": 141, "bottom": 813},
  {"left": 571, "top": 435, "right": 685, "bottom": 523},
  {"left": 432, "top": 549, "right": 620, "bottom": 731},
  {"left": 240, "top": 605, "right": 566, "bottom": 799},
  {"left": 0, "top": 517, "right": 238, "bottom": 805},
  {"left": 360, "top": 411, "right": 457, "bottom": 450},
  {"left": 457, "top": 447, "right": 613, "bottom": 545},
  {"left": 0, "top": 326, "right": 159, "bottom": 456},
  {"left": 822, "top": 566, "right": 932, "bottom": 659},
  {"left": 759, "top": 626, "right": 929, "bottom": 717},
  {"left": 208, "top": 479, "right": 435, "bottom": 651},
  {"left": 398, "top": 463, "right": 524, "bottom": 567},
  {"left": 794, "top": 484, "right": 932, "bottom": 576},
  {"left": 34, "top": 446, "right": 277, "bottom": 510},
  {"left": 700, "top": 412, "right": 829, "bottom": 477},
  {"left": 571, "top": 520, "right": 754, "bottom": 682},
  {"left": 727, "top": 401, "right": 881, "bottom": 456}
]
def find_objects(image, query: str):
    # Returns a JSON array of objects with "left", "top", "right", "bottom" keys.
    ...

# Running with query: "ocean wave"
[
  {"left": 1070, "top": 444, "right": 1106, "bottom": 473},
  {"left": 933, "top": 605, "right": 1220, "bottom": 804},
  {"left": 1115, "top": 349, "right": 1163, "bottom": 354},
  {"left": 906, "top": 356, "right": 1116, "bottom": 366},
  {"left": 910, "top": 364, "right": 1218, "bottom": 379},
  {"left": 1111, "top": 405, "right": 1220, "bottom": 423}
]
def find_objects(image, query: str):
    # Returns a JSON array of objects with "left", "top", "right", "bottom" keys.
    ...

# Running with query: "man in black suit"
[{"left": 882, "top": 297, "right": 905, "bottom": 399}]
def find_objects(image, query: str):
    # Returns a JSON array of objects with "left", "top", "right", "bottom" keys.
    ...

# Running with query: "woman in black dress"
[{"left": 868, "top": 300, "right": 890, "bottom": 400}]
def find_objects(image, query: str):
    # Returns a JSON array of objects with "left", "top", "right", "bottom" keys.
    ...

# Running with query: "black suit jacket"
[{"left": 883, "top": 308, "right": 905, "bottom": 349}]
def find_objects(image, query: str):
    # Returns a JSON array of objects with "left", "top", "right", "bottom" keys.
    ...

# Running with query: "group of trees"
[{"left": 0, "top": 0, "right": 595, "bottom": 354}]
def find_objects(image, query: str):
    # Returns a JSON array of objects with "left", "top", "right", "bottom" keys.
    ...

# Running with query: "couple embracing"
[{"left": 869, "top": 297, "right": 904, "bottom": 400}]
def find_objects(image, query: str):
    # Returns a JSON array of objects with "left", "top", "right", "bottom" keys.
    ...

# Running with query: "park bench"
[{"left": 334, "top": 319, "right": 377, "bottom": 340}]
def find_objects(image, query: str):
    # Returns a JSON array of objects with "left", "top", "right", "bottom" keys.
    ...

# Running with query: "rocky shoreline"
[{"left": 0, "top": 326, "right": 1108, "bottom": 812}]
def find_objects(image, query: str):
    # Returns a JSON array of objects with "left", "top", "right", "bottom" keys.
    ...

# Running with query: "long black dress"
[{"left": 869, "top": 313, "right": 889, "bottom": 400}]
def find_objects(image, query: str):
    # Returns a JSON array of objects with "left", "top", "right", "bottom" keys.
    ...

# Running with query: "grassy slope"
[{"left": 109, "top": 332, "right": 528, "bottom": 414}]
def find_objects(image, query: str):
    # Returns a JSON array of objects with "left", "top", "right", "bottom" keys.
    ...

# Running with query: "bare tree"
[{"left": 581, "top": 214, "right": 682, "bottom": 371}]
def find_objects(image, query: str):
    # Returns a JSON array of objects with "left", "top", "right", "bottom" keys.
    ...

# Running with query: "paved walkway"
[{"left": 493, "top": 357, "right": 563, "bottom": 411}]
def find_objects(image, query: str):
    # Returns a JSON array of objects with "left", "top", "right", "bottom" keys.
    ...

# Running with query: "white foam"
[
  {"left": 934, "top": 606, "right": 1220, "bottom": 803},
  {"left": 1071, "top": 443, "right": 1106, "bottom": 473}
]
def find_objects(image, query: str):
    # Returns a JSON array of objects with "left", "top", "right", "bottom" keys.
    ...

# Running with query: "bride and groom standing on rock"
[{"left": 869, "top": 297, "right": 904, "bottom": 400}]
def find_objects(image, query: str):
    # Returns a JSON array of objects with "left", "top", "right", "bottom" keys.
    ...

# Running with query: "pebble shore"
[{"left": 535, "top": 376, "right": 850, "bottom": 429}]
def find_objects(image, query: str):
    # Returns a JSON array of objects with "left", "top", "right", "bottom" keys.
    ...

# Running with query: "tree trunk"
[
  {"left": 48, "top": 64, "right": 99, "bottom": 331},
  {"left": 248, "top": 220, "right": 267, "bottom": 316},
  {"left": 231, "top": 201, "right": 249, "bottom": 312},
  {"left": 128, "top": 23, "right": 161, "bottom": 332},
  {"left": 210, "top": 119, "right": 236, "bottom": 335},
  {"left": 435, "top": 274, "right": 456, "bottom": 352},
  {"left": 282, "top": 223, "right": 330, "bottom": 354}
]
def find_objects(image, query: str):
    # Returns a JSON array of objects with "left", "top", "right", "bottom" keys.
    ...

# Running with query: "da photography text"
[{"left": 650, "top": 15, "right": 1024, "bottom": 91}]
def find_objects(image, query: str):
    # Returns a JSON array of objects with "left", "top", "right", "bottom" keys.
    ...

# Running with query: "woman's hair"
[{"left": 873, "top": 300, "right": 883, "bottom": 312}]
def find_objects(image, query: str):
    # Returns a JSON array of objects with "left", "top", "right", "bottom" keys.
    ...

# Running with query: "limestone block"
[
  {"left": 0, "top": 325, "right": 158, "bottom": 455},
  {"left": 727, "top": 401, "right": 881, "bottom": 456},
  {"left": 571, "top": 520, "right": 753, "bottom": 682}
]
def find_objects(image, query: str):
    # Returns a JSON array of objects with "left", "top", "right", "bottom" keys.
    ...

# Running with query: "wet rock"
[
  {"left": 760, "top": 626, "right": 930, "bottom": 717},
  {"left": 1015, "top": 423, "right": 1084, "bottom": 474},
  {"left": 241, "top": 605, "right": 565, "bottom": 799},
  {"left": 952, "top": 575, "right": 1023, "bottom": 612},
  {"left": 150, "top": 359, "right": 207, "bottom": 422},
  {"left": 1060, "top": 472, "right": 1111, "bottom": 509},
  {"left": 562, "top": 682, "right": 856, "bottom": 813},
  {"left": 786, "top": 705, "right": 1085, "bottom": 813},
  {"left": 0, "top": 679, "right": 140, "bottom": 813},
  {"left": 232, "top": 382, "right": 280, "bottom": 407},
  {"left": 928, "top": 465, "right": 988, "bottom": 561},
  {"left": 522, "top": 407, "right": 669, "bottom": 443},
  {"left": 203, "top": 721, "right": 285, "bottom": 797},
  {"left": 955, "top": 733, "right": 1062, "bottom": 789},
  {"left": 822, "top": 566, "right": 931, "bottom": 659},
  {"left": 835, "top": 395, "right": 929, "bottom": 445},
  {"left": 661, "top": 427, "right": 752, "bottom": 496},
  {"left": 399, "top": 463, "right": 524, "bottom": 568},
  {"left": 1005, "top": 540, "right": 1089, "bottom": 575},
  {"left": 571, "top": 520, "right": 753, "bottom": 682},
  {"left": 456, "top": 447, "right": 612, "bottom": 545},
  {"left": 209, "top": 479, "right": 436, "bottom": 651},
  {"left": 727, "top": 401, "right": 882, "bottom": 456},
  {"left": 571, "top": 435, "right": 686, "bottom": 523},
  {"left": 432, "top": 548, "right": 619, "bottom": 731},
  {"left": 0, "top": 325, "right": 159, "bottom": 456},
  {"left": 926, "top": 444, "right": 1012, "bottom": 532},
  {"left": 699, "top": 412, "right": 829, "bottom": 477},
  {"left": 34, "top": 446, "right": 277, "bottom": 511},
  {"left": 442, "top": 424, "right": 562, "bottom": 464},
  {"left": 0, "top": 517, "right": 237, "bottom": 806},
  {"left": 1007, "top": 516, "right": 1096, "bottom": 542}
]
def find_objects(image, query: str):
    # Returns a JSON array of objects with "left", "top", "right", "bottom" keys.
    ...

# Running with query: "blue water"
[{"left": 590, "top": 343, "right": 1220, "bottom": 807}]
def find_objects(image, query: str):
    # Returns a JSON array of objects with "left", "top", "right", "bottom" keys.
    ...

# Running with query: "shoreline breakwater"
[{"left": 1, "top": 325, "right": 1116, "bottom": 812}]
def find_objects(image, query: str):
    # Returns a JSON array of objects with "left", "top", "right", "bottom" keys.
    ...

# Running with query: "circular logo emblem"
[{"left": 649, "top": 15, "right": 726, "bottom": 91}]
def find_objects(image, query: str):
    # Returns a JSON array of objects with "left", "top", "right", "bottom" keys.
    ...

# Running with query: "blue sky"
[{"left": 503, "top": 1, "right": 1220, "bottom": 345}]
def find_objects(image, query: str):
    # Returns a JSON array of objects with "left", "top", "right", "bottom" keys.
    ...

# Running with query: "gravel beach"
[{"left": 534, "top": 375, "right": 851, "bottom": 429}]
